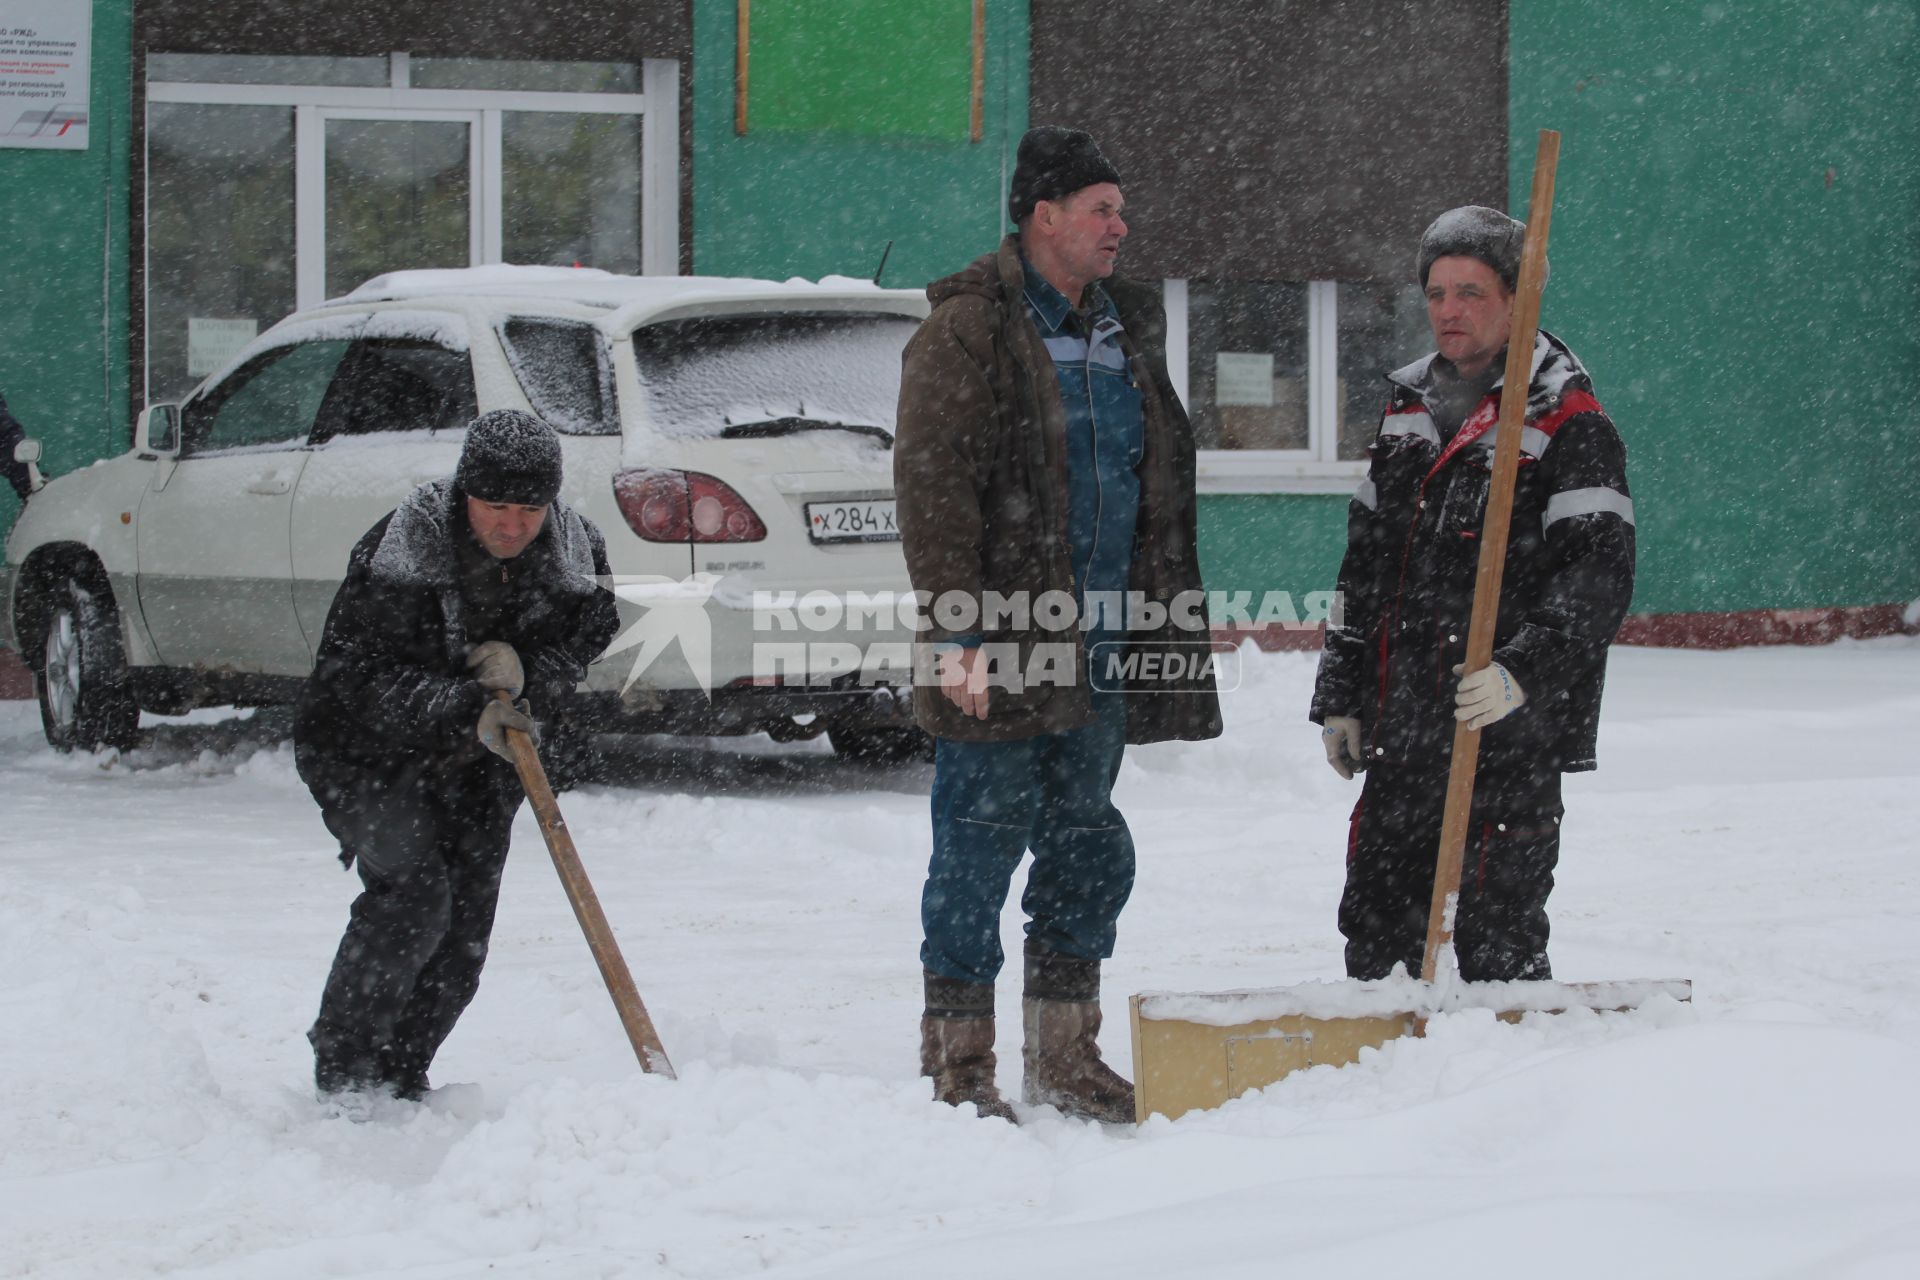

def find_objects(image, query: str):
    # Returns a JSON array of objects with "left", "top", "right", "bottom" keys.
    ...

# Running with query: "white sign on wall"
[
  {"left": 1215, "top": 352, "right": 1275, "bottom": 407},
  {"left": 187, "top": 318, "right": 258, "bottom": 378},
  {"left": 0, "top": 1, "right": 91, "bottom": 150}
]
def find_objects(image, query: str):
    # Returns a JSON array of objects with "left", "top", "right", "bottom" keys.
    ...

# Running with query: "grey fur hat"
[
  {"left": 456, "top": 409, "right": 563, "bottom": 507},
  {"left": 1416, "top": 205, "right": 1548, "bottom": 291}
]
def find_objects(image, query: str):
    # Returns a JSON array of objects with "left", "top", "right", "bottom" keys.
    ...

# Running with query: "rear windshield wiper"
[{"left": 720, "top": 417, "right": 894, "bottom": 447}]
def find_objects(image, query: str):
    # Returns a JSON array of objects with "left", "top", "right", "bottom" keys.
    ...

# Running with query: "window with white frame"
[
  {"left": 1163, "top": 278, "right": 1430, "bottom": 493},
  {"left": 144, "top": 52, "right": 680, "bottom": 403}
]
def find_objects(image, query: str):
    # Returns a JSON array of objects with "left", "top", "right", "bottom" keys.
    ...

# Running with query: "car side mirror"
[
  {"left": 137, "top": 403, "right": 180, "bottom": 456},
  {"left": 12, "top": 437, "right": 45, "bottom": 494}
]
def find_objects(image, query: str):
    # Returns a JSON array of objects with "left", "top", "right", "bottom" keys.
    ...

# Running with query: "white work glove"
[
  {"left": 477, "top": 697, "right": 539, "bottom": 761},
  {"left": 1453, "top": 662, "right": 1527, "bottom": 731},
  {"left": 1320, "top": 715, "right": 1366, "bottom": 780},
  {"left": 466, "top": 640, "right": 524, "bottom": 699}
]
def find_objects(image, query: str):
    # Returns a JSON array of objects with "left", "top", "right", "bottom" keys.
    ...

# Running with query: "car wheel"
[
  {"left": 826, "top": 724, "right": 935, "bottom": 766},
  {"left": 36, "top": 572, "right": 140, "bottom": 754}
]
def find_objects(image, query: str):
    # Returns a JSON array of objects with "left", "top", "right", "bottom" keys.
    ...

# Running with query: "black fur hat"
[
  {"left": 1007, "top": 126, "right": 1122, "bottom": 225},
  {"left": 455, "top": 409, "right": 563, "bottom": 507}
]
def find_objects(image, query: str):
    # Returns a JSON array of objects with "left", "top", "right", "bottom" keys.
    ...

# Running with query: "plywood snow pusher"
[{"left": 1130, "top": 132, "right": 1689, "bottom": 1124}]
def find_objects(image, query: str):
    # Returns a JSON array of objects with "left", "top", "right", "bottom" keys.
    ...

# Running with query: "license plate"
[{"left": 806, "top": 499, "right": 899, "bottom": 544}]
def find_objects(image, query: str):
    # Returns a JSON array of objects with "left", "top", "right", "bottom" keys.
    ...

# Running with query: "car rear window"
[
  {"left": 627, "top": 312, "right": 918, "bottom": 441},
  {"left": 498, "top": 316, "right": 617, "bottom": 435}
]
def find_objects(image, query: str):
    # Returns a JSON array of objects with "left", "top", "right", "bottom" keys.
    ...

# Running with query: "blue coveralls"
[{"left": 920, "top": 262, "right": 1146, "bottom": 985}]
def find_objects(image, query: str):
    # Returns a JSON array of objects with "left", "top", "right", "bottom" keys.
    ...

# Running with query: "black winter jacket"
[
  {"left": 1310, "top": 332, "right": 1635, "bottom": 773},
  {"left": 294, "top": 479, "right": 618, "bottom": 805}
]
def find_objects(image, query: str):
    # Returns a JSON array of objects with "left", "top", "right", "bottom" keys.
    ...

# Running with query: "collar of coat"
[
  {"left": 1018, "top": 254, "right": 1117, "bottom": 335},
  {"left": 368, "top": 477, "right": 600, "bottom": 598},
  {"left": 1386, "top": 329, "right": 1593, "bottom": 419},
  {"left": 926, "top": 234, "right": 1166, "bottom": 352}
]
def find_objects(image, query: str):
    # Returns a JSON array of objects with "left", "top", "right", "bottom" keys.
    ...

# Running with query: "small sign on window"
[
  {"left": 187, "top": 318, "right": 259, "bottom": 378},
  {"left": 1215, "top": 351, "right": 1275, "bottom": 407}
]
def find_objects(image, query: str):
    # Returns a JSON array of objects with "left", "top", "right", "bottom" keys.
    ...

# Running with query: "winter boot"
[
  {"left": 1020, "top": 943, "right": 1135, "bottom": 1124},
  {"left": 309, "top": 1021, "right": 387, "bottom": 1098},
  {"left": 379, "top": 1046, "right": 432, "bottom": 1103},
  {"left": 920, "top": 971, "right": 1018, "bottom": 1124}
]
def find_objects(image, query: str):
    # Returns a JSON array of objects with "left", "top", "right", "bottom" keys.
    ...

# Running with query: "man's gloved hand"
[
  {"left": 1453, "top": 662, "right": 1527, "bottom": 731},
  {"left": 466, "top": 640, "right": 524, "bottom": 699},
  {"left": 1320, "top": 715, "right": 1366, "bottom": 780},
  {"left": 477, "top": 697, "right": 539, "bottom": 761}
]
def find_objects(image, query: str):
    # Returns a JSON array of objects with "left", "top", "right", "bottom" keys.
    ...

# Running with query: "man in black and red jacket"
[{"left": 1310, "top": 206, "right": 1636, "bottom": 983}]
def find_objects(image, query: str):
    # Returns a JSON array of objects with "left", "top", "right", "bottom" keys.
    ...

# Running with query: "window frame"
[
  {"left": 144, "top": 53, "right": 681, "bottom": 404},
  {"left": 1166, "top": 278, "right": 1375, "bottom": 494}
]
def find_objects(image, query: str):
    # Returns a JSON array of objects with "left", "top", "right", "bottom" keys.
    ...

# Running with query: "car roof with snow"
[
  {"left": 329, "top": 265, "right": 929, "bottom": 334},
  {"left": 186, "top": 265, "right": 929, "bottom": 410}
]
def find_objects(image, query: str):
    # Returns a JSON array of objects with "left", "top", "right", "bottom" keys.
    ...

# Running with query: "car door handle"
[{"left": 246, "top": 471, "right": 294, "bottom": 495}]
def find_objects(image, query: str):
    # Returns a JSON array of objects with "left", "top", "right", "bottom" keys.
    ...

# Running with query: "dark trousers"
[
  {"left": 1340, "top": 763, "right": 1563, "bottom": 982},
  {"left": 921, "top": 691, "right": 1134, "bottom": 986},
  {"left": 309, "top": 762, "right": 521, "bottom": 1093}
]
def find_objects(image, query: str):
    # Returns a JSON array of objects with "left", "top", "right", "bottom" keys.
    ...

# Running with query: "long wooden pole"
[
  {"left": 1420, "top": 130, "right": 1562, "bottom": 984},
  {"left": 970, "top": 0, "right": 987, "bottom": 143},
  {"left": 497, "top": 692, "right": 676, "bottom": 1077},
  {"left": 735, "top": 0, "right": 751, "bottom": 136}
]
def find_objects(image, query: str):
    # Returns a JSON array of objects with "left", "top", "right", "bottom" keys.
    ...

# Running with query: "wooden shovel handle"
[
  {"left": 1420, "top": 131, "right": 1562, "bottom": 984},
  {"left": 496, "top": 691, "right": 676, "bottom": 1077}
]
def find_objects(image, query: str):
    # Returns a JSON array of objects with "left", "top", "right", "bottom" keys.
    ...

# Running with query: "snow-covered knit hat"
[
  {"left": 455, "top": 410, "right": 563, "bottom": 507},
  {"left": 1417, "top": 205, "right": 1548, "bottom": 292},
  {"left": 1008, "top": 126, "right": 1122, "bottom": 225}
]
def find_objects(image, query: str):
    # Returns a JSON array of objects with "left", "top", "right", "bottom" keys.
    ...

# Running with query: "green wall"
[
  {"left": 1197, "top": 494, "right": 1350, "bottom": 605},
  {"left": 692, "top": 0, "right": 1027, "bottom": 286},
  {"left": 0, "top": 0, "right": 133, "bottom": 533},
  {"left": 1510, "top": 0, "right": 1920, "bottom": 614}
]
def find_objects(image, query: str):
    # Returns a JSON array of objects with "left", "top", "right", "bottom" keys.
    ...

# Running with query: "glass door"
[{"left": 314, "top": 110, "right": 480, "bottom": 299}]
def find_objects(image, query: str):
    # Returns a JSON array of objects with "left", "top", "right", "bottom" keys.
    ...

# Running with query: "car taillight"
[{"left": 612, "top": 468, "right": 767, "bottom": 543}]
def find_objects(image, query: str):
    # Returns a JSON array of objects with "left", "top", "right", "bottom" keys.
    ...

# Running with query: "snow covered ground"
[{"left": 3, "top": 639, "right": 1918, "bottom": 1279}]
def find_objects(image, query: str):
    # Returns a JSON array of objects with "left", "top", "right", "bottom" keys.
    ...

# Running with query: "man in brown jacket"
[{"left": 894, "top": 126, "right": 1220, "bottom": 1124}]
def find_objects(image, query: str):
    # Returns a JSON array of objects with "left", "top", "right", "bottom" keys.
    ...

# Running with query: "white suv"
[{"left": 1, "top": 266, "right": 931, "bottom": 763}]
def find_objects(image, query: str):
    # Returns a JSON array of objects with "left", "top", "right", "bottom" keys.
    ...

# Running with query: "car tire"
[
  {"left": 826, "top": 724, "right": 935, "bottom": 766},
  {"left": 36, "top": 571, "right": 140, "bottom": 754}
]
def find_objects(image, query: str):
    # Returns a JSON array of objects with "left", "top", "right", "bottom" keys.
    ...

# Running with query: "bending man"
[{"left": 298, "top": 410, "right": 616, "bottom": 1102}]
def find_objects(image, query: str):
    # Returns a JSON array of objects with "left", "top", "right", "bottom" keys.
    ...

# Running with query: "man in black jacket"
[
  {"left": 1310, "top": 206, "right": 1636, "bottom": 983},
  {"left": 298, "top": 409, "right": 618, "bottom": 1102}
]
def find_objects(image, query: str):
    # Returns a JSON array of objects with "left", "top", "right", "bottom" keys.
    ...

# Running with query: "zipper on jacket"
[{"left": 1082, "top": 363, "right": 1104, "bottom": 608}]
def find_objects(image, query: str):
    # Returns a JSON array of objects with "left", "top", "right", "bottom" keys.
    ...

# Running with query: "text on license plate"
[{"left": 806, "top": 499, "right": 899, "bottom": 543}]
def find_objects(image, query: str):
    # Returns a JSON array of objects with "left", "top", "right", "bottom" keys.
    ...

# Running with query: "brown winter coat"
[{"left": 893, "top": 235, "right": 1222, "bottom": 745}]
